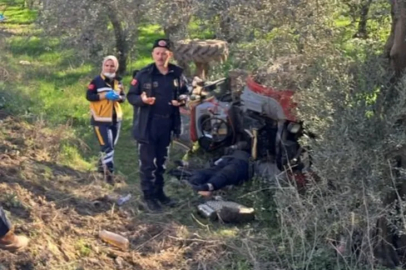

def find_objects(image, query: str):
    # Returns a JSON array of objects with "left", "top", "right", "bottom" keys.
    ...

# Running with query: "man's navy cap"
[{"left": 152, "top": 38, "right": 171, "bottom": 51}]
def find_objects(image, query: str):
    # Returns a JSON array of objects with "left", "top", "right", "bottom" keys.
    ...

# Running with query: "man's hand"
[
  {"left": 172, "top": 94, "right": 188, "bottom": 106},
  {"left": 171, "top": 100, "right": 181, "bottom": 106},
  {"left": 198, "top": 191, "right": 213, "bottom": 197},
  {"left": 141, "top": 92, "right": 155, "bottom": 105}
]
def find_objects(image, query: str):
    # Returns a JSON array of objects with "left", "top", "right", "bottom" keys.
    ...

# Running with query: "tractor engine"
[{"left": 229, "top": 106, "right": 278, "bottom": 160}]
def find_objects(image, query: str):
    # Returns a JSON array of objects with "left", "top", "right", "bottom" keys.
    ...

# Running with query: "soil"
[{"left": 0, "top": 111, "right": 226, "bottom": 270}]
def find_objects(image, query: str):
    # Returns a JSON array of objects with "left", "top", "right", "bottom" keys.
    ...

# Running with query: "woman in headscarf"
[{"left": 86, "top": 55, "right": 126, "bottom": 184}]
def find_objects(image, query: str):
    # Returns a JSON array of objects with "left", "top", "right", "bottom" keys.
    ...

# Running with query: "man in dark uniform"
[{"left": 127, "top": 39, "right": 188, "bottom": 212}]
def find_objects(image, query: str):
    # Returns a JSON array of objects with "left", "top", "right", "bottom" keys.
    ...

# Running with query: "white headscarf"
[{"left": 102, "top": 55, "right": 119, "bottom": 79}]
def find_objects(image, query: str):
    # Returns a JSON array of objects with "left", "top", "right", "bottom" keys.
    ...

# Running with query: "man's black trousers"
[
  {"left": 188, "top": 157, "right": 249, "bottom": 191},
  {"left": 138, "top": 116, "right": 172, "bottom": 198},
  {"left": 0, "top": 207, "right": 11, "bottom": 237}
]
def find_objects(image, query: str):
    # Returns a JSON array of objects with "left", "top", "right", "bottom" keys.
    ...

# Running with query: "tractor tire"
[{"left": 173, "top": 39, "right": 229, "bottom": 64}]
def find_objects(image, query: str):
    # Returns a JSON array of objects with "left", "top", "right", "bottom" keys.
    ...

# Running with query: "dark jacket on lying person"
[{"left": 188, "top": 150, "right": 251, "bottom": 192}]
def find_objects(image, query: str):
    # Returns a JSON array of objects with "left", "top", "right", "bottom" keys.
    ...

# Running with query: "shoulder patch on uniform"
[
  {"left": 131, "top": 79, "right": 137, "bottom": 86},
  {"left": 88, "top": 83, "right": 95, "bottom": 90}
]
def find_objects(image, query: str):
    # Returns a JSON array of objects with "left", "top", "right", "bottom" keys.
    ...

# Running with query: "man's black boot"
[
  {"left": 106, "top": 174, "right": 114, "bottom": 185},
  {"left": 155, "top": 188, "right": 177, "bottom": 207},
  {"left": 142, "top": 193, "right": 162, "bottom": 213}
]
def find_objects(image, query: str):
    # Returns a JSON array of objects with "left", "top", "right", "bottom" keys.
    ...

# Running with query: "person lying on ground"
[
  {"left": 170, "top": 149, "right": 252, "bottom": 197},
  {"left": 0, "top": 207, "right": 29, "bottom": 252}
]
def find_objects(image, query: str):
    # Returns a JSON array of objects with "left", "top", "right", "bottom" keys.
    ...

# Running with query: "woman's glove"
[{"left": 105, "top": 90, "right": 120, "bottom": 101}]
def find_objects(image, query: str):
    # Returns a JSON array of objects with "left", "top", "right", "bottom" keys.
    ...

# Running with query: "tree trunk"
[
  {"left": 384, "top": 1, "right": 396, "bottom": 59},
  {"left": 163, "top": 14, "right": 192, "bottom": 77},
  {"left": 353, "top": 0, "right": 372, "bottom": 39},
  {"left": 25, "top": 0, "right": 36, "bottom": 9},
  {"left": 389, "top": 0, "right": 406, "bottom": 75},
  {"left": 374, "top": 0, "right": 406, "bottom": 267},
  {"left": 219, "top": 16, "right": 236, "bottom": 43},
  {"left": 106, "top": 6, "right": 129, "bottom": 76},
  {"left": 164, "top": 25, "right": 180, "bottom": 40}
]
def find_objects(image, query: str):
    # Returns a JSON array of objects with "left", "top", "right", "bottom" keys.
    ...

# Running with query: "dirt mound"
[
  {"left": 252, "top": 55, "right": 313, "bottom": 90},
  {"left": 0, "top": 113, "right": 226, "bottom": 270}
]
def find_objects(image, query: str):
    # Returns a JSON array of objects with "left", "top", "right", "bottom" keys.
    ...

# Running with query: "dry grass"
[{"left": 0, "top": 112, "right": 230, "bottom": 270}]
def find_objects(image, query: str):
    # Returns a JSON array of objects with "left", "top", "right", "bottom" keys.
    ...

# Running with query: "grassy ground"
[
  {"left": 0, "top": 5, "right": 161, "bottom": 177},
  {"left": 0, "top": 3, "right": 277, "bottom": 270},
  {"left": 0, "top": 110, "right": 278, "bottom": 270}
]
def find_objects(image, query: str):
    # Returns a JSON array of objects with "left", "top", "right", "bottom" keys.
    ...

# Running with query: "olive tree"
[
  {"left": 145, "top": 0, "right": 196, "bottom": 40},
  {"left": 37, "top": 0, "right": 146, "bottom": 75},
  {"left": 273, "top": 0, "right": 406, "bottom": 268}
]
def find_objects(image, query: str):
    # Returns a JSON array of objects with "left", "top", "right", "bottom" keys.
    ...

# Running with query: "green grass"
[
  {"left": 1, "top": 7, "right": 219, "bottom": 181},
  {"left": 7, "top": 36, "right": 60, "bottom": 57},
  {"left": 2, "top": 5, "right": 37, "bottom": 24},
  {"left": 331, "top": 7, "right": 391, "bottom": 59}
]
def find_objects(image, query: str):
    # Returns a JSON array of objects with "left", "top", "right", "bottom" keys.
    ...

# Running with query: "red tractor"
[{"left": 178, "top": 75, "right": 313, "bottom": 187}]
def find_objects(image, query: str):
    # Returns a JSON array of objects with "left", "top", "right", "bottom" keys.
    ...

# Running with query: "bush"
[{"left": 267, "top": 48, "right": 406, "bottom": 268}]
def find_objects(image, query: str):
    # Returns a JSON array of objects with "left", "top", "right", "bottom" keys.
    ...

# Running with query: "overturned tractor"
[{"left": 175, "top": 54, "right": 314, "bottom": 189}]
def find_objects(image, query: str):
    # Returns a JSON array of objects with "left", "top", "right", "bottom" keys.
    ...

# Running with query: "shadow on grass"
[
  {"left": 0, "top": 85, "right": 36, "bottom": 116},
  {"left": 24, "top": 68, "right": 91, "bottom": 88},
  {"left": 7, "top": 36, "right": 59, "bottom": 57},
  {"left": 6, "top": 35, "right": 95, "bottom": 72},
  {"left": 0, "top": 159, "right": 114, "bottom": 218}
]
